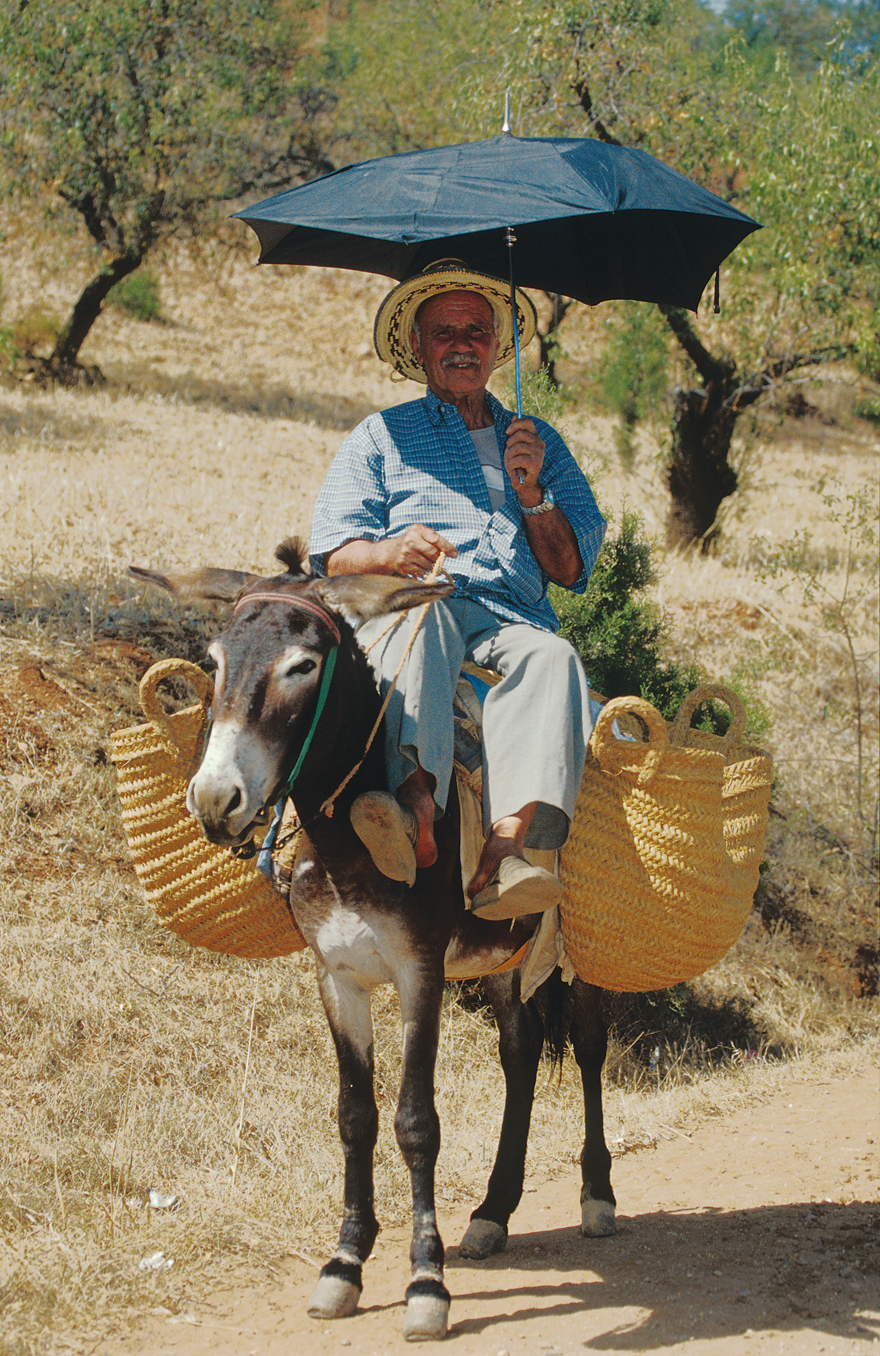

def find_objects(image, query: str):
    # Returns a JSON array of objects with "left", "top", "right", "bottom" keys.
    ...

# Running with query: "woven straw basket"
[
  {"left": 559, "top": 684, "right": 772, "bottom": 992},
  {"left": 110, "top": 659, "right": 307, "bottom": 959}
]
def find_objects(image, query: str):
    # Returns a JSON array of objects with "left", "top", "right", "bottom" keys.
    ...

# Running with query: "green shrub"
[
  {"left": 553, "top": 511, "right": 770, "bottom": 740},
  {"left": 591, "top": 302, "right": 670, "bottom": 465},
  {"left": 502, "top": 362, "right": 571, "bottom": 427},
  {"left": 108, "top": 270, "right": 161, "bottom": 322},
  {"left": 12, "top": 306, "right": 60, "bottom": 356},
  {"left": 552, "top": 510, "right": 720, "bottom": 725},
  {"left": 854, "top": 395, "right": 880, "bottom": 425},
  {"left": 0, "top": 325, "right": 17, "bottom": 371}
]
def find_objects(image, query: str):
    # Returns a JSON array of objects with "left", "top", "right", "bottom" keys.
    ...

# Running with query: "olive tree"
[
  {"left": 0, "top": 0, "right": 334, "bottom": 378},
  {"left": 456, "top": 0, "right": 880, "bottom": 547}
]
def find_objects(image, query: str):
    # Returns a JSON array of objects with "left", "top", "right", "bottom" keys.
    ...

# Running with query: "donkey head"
[{"left": 130, "top": 540, "right": 453, "bottom": 846}]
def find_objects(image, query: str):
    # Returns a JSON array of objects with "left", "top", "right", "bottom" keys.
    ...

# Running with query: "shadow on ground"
[
  {"left": 444, "top": 1199, "right": 879, "bottom": 1348},
  {"left": 105, "top": 365, "right": 376, "bottom": 429}
]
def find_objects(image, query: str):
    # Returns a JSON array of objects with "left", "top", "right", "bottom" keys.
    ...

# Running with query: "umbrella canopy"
[{"left": 235, "top": 133, "right": 760, "bottom": 313}]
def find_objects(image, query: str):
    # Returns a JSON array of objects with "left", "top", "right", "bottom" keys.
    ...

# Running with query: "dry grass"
[{"left": 0, "top": 213, "right": 878, "bottom": 1354}]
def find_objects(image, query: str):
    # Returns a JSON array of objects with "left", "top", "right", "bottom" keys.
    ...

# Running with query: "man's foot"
[
  {"left": 469, "top": 855, "right": 562, "bottom": 920},
  {"left": 350, "top": 792, "right": 419, "bottom": 886},
  {"left": 397, "top": 767, "right": 439, "bottom": 871},
  {"left": 466, "top": 835, "right": 523, "bottom": 901}
]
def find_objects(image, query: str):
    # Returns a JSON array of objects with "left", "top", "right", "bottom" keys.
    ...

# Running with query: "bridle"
[
  {"left": 231, "top": 588, "right": 341, "bottom": 795},
  {"left": 232, "top": 589, "right": 341, "bottom": 645},
  {"left": 223, "top": 570, "right": 445, "bottom": 864}
]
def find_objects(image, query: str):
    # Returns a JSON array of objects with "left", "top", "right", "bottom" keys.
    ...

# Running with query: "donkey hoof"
[
  {"left": 581, "top": 1198, "right": 616, "bottom": 1237},
  {"left": 403, "top": 1292, "right": 450, "bottom": 1341},
  {"left": 306, "top": 1274, "right": 361, "bottom": 1320},
  {"left": 458, "top": 1217, "right": 508, "bottom": 1259}
]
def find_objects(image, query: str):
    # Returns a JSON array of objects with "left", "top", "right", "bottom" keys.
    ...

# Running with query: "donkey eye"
[{"left": 286, "top": 658, "right": 317, "bottom": 677}]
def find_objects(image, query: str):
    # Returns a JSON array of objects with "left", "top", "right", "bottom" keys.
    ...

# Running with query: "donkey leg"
[
  {"left": 459, "top": 969, "right": 544, "bottom": 1260},
  {"left": 395, "top": 967, "right": 450, "bottom": 1342},
  {"left": 307, "top": 976, "right": 379, "bottom": 1321},
  {"left": 571, "top": 979, "right": 616, "bottom": 1237}
]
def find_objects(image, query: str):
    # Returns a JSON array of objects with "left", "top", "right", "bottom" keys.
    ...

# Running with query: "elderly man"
[{"left": 309, "top": 259, "right": 606, "bottom": 919}]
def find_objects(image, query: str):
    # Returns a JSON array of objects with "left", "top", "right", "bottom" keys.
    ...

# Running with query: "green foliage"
[
  {"left": 326, "top": 0, "right": 502, "bottom": 159},
  {"left": 500, "top": 362, "right": 572, "bottom": 431},
  {"left": 604, "top": 982, "right": 775, "bottom": 1070},
  {"left": 719, "top": 655, "right": 774, "bottom": 746},
  {"left": 855, "top": 317, "right": 880, "bottom": 381},
  {"left": 11, "top": 307, "right": 60, "bottom": 357},
  {"left": 718, "top": 0, "right": 880, "bottom": 74},
  {"left": 445, "top": 0, "right": 880, "bottom": 537},
  {"left": 0, "top": 0, "right": 327, "bottom": 364},
  {"left": 592, "top": 303, "right": 671, "bottom": 464},
  {"left": 0, "top": 326, "right": 16, "bottom": 372},
  {"left": 0, "top": 272, "right": 12, "bottom": 370},
  {"left": 108, "top": 270, "right": 161, "bottom": 323},
  {"left": 458, "top": 2, "right": 880, "bottom": 377}
]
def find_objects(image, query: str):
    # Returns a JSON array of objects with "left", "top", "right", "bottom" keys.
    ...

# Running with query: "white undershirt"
[{"left": 470, "top": 426, "right": 505, "bottom": 511}]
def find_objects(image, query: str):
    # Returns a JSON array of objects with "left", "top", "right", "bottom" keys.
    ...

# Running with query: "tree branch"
[
  {"left": 572, "top": 77, "right": 622, "bottom": 145},
  {"left": 658, "top": 304, "right": 734, "bottom": 386},
  {"left": 733, "top": 344, "right": 857, "bottom": 407}
]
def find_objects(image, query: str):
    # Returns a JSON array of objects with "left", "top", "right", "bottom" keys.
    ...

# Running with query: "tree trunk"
[
  {"left": 537, "top": 293, "right": 573, "bottom": 388},
  {"left": 48, "top": 253, "right": 144, "bottom": 375},
  {"left": 659, "top": 304, "right": 843, "bottom": 551},
  {"left": 658, "top": 306, "right": 743, "bottom": 552},
  {"left": 665, "top": 382, "right": 739, "bottom": 551}
]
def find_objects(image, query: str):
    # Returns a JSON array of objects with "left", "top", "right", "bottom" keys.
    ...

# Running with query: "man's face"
[{"left": 410, "top": 291, "right": 499, "bottom": 402}]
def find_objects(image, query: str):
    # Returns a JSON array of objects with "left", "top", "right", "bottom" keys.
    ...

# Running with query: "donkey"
[{"left": 130, "top": 541, "right": 615, "bottom": 1342}]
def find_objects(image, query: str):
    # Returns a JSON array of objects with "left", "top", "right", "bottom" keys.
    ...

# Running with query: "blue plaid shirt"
[{"left": 309, "top": 389, "right": 606, "bottom": 631}]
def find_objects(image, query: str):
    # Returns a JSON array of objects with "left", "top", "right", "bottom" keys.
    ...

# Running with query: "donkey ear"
[
  {"left": 310, "top": 574, "right": 454, "bottom": 629},
  {"left": 128, "top": 565, "right": 262, "bottom": 604}
]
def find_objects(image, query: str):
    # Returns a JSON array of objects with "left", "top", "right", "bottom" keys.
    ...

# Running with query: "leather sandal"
[
  {"left": 350, "top": 791, "right": 418, "bottom": 886},
  {"left": 469, "top": 855, "right": 562, "bottom": 921}
]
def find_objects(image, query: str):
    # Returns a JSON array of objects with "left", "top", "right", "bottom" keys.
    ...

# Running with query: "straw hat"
[{"left": 373, "top": 259, "right": 537, "bottom": 384}]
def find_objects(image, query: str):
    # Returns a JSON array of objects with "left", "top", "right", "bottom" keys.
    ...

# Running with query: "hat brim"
[{"left": 374, "top": 261, "right": 538, "bottom": 384}]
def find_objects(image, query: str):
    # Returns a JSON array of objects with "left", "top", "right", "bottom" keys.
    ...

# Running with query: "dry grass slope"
[{"left": 0, "top": 215, "right": 877, "bottom": 1355}]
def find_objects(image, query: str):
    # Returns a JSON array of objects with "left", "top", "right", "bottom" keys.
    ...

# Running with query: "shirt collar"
[{"left": 423, "top": 386, "right": 507, "bottom": 428}]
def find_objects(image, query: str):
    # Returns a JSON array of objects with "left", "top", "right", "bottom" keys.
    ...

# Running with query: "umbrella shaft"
[{"left": 506, "top": 227, "right": 523, "bottom": 421}]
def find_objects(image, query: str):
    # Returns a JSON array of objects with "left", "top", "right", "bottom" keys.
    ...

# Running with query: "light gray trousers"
[{"left": 357, "top": 595, "right": 592, "bottom": 851}]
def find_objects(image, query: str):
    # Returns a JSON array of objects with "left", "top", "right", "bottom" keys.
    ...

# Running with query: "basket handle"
[
  {"left": 139, "top": 659, "right": 214, "bottom": 765},
  {"left": 590, "top": 695, "right": 668, "bottom": 785},
  {"left": 670, "top": 683, "right": 746, "bottom": 751}
]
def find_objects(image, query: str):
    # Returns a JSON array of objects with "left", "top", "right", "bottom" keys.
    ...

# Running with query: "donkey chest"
[{"left": 289, "top": 844, "right": 415, "bottom": 989}]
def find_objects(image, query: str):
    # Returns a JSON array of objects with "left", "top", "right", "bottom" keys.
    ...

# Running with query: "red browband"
[{"left": 233, "top": 590, "right": 342, "bottom": 645}]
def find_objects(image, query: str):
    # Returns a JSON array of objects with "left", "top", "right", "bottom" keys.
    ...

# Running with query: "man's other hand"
[
  {"left": 324, "top": 528, "right": 457, "bottom": 578},
  {"left": 504, "top": 419, "right": 545, "bottom": 503},
  {"left": 386, "top": 525, "right": 458, "bottom": 578}
]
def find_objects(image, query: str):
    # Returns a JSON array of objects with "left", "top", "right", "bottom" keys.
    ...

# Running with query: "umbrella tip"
[{"left": 501, "top": 91, "right": 512, "bottom": 136}]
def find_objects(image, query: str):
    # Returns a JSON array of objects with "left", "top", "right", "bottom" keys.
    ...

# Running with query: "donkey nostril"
[{"left": 226, "top": 787, "right": 243, "bottom": 816}]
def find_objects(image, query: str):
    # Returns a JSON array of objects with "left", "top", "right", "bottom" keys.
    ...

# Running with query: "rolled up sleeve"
[{"left": 309, "top": 419, "right": 388, "bottom": 574}]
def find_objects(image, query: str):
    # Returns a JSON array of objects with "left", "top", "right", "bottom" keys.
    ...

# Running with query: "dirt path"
[{"left": 101, "top": 1061, "right": 878, "bottom": 1356}]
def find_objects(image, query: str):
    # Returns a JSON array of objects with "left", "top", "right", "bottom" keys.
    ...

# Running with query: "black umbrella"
[
  {"left": 235, "top": 131, "right": 759, "bottom": 312},
  {"left": 234, "top": 129, "right": 759, "bottom": 416}
]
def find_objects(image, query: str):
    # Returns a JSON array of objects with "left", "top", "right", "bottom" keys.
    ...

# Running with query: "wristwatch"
[{"left": 521, "top": 486, "right": 555, "bottom": 516}]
